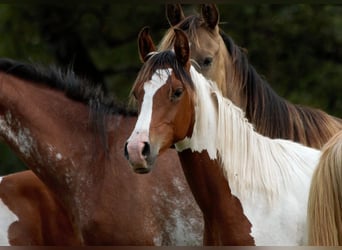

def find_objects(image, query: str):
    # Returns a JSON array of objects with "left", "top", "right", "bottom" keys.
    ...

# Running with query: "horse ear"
[
  {"left": 138, "top": 26, "right": 156, "bottom": 63},
  {"left": 173, "top": 28, "right": 190, "bottom": 67},
  {"left": 166, "top": 4, "right": 185, "bottom": 26},
  {"left": 201, "top": 4, "right": 219, "bottom": 30}
]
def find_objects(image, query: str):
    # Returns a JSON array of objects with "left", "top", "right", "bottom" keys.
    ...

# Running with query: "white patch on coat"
[
  {"left": 56, "top": 153, "right": 62, "bottom": 160},
  {"left": 174, "top": 66, "right": 320, "bottom": 245},
  {"left": 0, "top": 111, "right": 35, "bottom": 158},
  {"left": 0, "top": 177, "right": 19, "bottom": 246},
  {"left": 152, "top": 178, "right": 202, "bottom": 246}
]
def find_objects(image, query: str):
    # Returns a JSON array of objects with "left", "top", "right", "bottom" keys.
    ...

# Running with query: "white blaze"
[{"left": 127, "top": 69, "right": 171, "bottom": 142}]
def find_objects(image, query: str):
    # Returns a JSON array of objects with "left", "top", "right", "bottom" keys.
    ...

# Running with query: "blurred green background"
[{"left": 0, "top": 4, "right": 341, "bottom": 175}]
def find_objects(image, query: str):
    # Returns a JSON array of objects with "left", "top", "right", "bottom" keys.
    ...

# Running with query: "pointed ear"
[
  {"left": 173, "top": 28, "right": 190, "bottom": 67},
  {"left": 166, "top": 4, "right": 185, "bottom": 27},
  {"left": 138, "top": 26, "right": 156, "bottom": 63},
  {"left": 201, "top": 4, "right": 219, "bottom": 30}
]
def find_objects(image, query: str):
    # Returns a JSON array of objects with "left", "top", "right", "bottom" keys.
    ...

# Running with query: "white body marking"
[
  {"left": 151, "top": 179, "right": 202, "bottom": 245},
  {"left": 0, "top": 177, "right": 19, "bottom": 246},
  {"left": 0, "top": 111, "right": 35, "bottom": 158},
  {"left": 174, "top": 66, "right": 320, "bottom": 245},
  {"left": 56, "top": 153, "right": 62, "bottom": 160}
]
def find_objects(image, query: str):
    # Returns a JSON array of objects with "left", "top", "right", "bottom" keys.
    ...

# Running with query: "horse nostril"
[
  {"left": 124, "top": 142, "right": 129, "bottom": 160},
  {"left": 142, "top": 142, "right": 150, "bottom": 158}
]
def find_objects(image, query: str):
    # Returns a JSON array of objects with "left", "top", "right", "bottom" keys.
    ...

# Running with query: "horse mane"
[
  {"left": 0, "top": 58, "right": 136, "bottom": 156},
  {"left": 131, "top": 50, "right": 194, "bottom": 99},
  {"left": 159, "top": 15, "right": 215, "bottom": 52},
  {"left": 307, "top": 130, "right": 342, "bottom": 245},
  {"left": 219, "top": 31, "right": 342, "bottom": 149},
  {"left": 0, "top": 58, "right": 135, "bottom": 116},
  {"left": 188, "top": 66, "right": 319, "bottom": 204}
]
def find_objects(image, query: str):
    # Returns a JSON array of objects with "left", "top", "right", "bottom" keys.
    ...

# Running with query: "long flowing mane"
[
  {"left": 307, "top": 130, "right": 342, "bottom": 245},
  {"left": 188, "top": 66, "right": 320, "bottom": 204},
  {"left": 218, "top": 31, "right": 342, "bottom": 149}
]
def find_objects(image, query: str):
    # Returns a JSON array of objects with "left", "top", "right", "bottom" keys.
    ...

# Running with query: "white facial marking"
[
  {"left": 0, "top": 177, "right": 19, "bottom": 246},
  {"left": 128, "top": 69, "right": 171, "bottom": 142}
]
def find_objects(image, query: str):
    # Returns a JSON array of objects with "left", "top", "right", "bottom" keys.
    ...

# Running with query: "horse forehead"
[
  {"left": 190, "top": 27, "right": 220, "bottom": 51},
  {"left": 142, "top": 69, "right": 172, "bottom": 96}
]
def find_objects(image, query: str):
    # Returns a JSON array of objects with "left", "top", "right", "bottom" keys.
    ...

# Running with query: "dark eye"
[
  {"left": 202, "top": 57, "right": 213, "bottom": 67},
  {"left": 171, "top": 88, "right": 183, "bottom": 101}
]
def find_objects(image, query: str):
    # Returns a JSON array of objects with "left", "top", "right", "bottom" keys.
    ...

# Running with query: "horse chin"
[
  {"left": 134, "top": 167, "right": 151, "bottom": 174},
  {"left": 131, "top": 156, "right": 156, "bottom": 174}
]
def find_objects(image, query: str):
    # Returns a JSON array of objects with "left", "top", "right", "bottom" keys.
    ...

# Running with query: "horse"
[
  {"left": 307, "top": 130, "right": 342, "bottom": 246},
  {"left": 125, "top": 28, "right": 324, "bottom": 245},
  {"left": 0, "top": 58, "right": 203, "bottom": 245},
  {"left": 0, "top": 170, "right": 82, "bottom": 245},
  {"left": 159, "top": 4, "right": 342, "bottom": 149}
]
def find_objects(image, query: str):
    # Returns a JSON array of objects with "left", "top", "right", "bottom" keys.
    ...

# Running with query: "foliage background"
[{"left": 0, "top": 4, "right": 341, "bottom": 175}]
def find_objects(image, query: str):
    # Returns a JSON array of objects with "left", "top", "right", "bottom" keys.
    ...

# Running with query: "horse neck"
[
  {"left": 177, "top": 68, "right": 319, "bottom": 202},
  {"left": 175, "top": 69, "right": 319, "bottom": 245},
  {"left": 0, "top": 73, "right": 106, "bottom": 204},
  {"left": 228, "top": 48, "right": 342, "bottom": 149},
  {"left": 172, "top": 69, "right": 252, "bottom": 244},
  {"left": 217, "top": 43, "right": 246, "bottom": 109},
  {"left": 177, "top": 150, "right": 254, "bottom": 245}
]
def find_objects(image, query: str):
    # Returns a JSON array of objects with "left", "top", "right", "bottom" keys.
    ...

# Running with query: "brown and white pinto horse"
[
  {"left": 125, "top": 28, "right": 333, "bottom": 245},
  {"left": 0, "top": 170, "right": 82, "bottom": 245},
  {"left": 160, "top": 4, "right": 342, "bottom": 149},
  {"left": 307, "top": 130, "right": 342, "bottom": 246},
  {"left": 0, "top": 58, "right": 203, "bottom": 245}
]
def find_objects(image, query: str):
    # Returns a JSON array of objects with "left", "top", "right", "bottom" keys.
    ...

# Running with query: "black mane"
[
  {"left": 219, "top": 31, "right": 342, "bottom": 148},
  {"left": 0, "top": 58, "right": 136, "bottom": 116}
]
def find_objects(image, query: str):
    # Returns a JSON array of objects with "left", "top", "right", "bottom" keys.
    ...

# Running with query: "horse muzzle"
[{"left": 124, "top": 140, "right": 153, "bottom": 174}]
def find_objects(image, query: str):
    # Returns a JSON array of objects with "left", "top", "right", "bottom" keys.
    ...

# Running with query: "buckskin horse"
[
  {"left": 159, "top": 4, "right": 342, "bottom": 149},
  {"left": 0, "top": 58, "right": 203, "bottom": 245},
  {"left": 124, "top": 28, "right": 340, "bottom": 245}
]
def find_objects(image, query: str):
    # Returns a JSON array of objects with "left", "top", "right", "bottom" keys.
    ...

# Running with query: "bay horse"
[
  {"left": 160, "top": 4, "right": 342, "bottom": 149},
  {"left": 0, "top": 58, "right": 203, "bottom": 245},
  {"left": 0, "top": 170, "right": 82, "bottom": 245},
  {"left": 307, "top": 130, "right": 342, "bottom": 246},
  {"left": 125, "top": 28, "right": 324, "bottom": 245}
]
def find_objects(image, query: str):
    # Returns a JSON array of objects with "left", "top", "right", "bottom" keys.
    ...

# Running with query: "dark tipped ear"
[
  {"left": 173, "top": 28, "right": 190, "bottom": 67},
  {"left": 138, "top": 26, "right": 156, "bottom": 63},
  {"left": 166, "top": 4, "right": 185, "bottom": 27},
  {"left": 201, "top": 4, "right": 219, "bottom": 30}
]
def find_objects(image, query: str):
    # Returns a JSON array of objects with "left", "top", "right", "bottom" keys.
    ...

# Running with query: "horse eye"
[
  {"left": 203, "top": 57, "right": 213, "bottom": 67},
  {"left": 171, "top": 88, "right": 183, "bottom": 101}
]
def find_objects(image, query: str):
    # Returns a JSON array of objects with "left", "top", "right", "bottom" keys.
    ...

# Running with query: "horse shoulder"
[{"left": 0, "top": 170, "right": 82, "bottom": 245}]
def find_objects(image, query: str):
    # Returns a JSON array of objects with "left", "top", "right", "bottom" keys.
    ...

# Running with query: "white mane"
[{"left": 176, "top": 66, "right": 321, "bottom": 204}]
